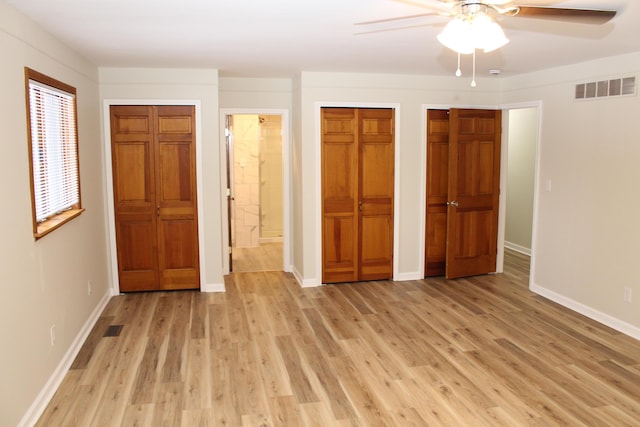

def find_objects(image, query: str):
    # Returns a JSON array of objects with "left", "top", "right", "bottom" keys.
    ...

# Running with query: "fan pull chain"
[
  {"left": 471, "top": 49, "right": 477, "bottom": 87},
  {"left": 456, "top": 52, "right": 462, "bottom": 77}
]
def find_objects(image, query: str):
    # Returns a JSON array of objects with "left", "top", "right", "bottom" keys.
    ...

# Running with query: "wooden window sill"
[{"left": 35, "top": 208, "right": 85, "bottom": 240}]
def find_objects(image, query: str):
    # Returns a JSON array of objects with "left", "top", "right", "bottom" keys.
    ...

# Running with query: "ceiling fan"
[
  {"left": 360, "top": 0, "right": 617, "bottom": 26},
  {"left": 357, "top": 0, "right": 617, "bottom": 86}
]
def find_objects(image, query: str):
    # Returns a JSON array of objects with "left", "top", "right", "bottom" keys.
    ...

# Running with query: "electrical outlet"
[
  {"left": 87, "top": 280, "right": 92, "bottom": 296},
  {"left": 50, "top": 325, "right": 56, "bottom": 346},
  {"left": 624, "top": 287, "right": 632, "bottom": 303}
]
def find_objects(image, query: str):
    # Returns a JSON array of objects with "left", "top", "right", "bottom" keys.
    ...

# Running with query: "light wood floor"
[
  {"left": 37, "top": 250, "right": 640, "bottom": 426},
  {"left": 232, "top": 242, "right": 283, "bottom": 272}
]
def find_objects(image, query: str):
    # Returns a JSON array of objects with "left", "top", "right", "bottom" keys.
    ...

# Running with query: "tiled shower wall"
[
  {"left": 232, "top": 115, "right": 260, "bottom": 248},
  {"left": 231, "top": 114, "right": 283, "bottom": 248}
]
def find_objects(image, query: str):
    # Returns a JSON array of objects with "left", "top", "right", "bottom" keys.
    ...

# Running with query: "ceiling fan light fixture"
[
  {"left": 437, "top": 8, "right": 510, "bottom": 87},
  {"left": 476, "top": 18, "right": 509, "bottom": 53},
  {"left": 437, "top": 11, "right": 509, "bottom": 54},
  {"left": 437, "top": 16, "right": 474, "bottom": 54}
]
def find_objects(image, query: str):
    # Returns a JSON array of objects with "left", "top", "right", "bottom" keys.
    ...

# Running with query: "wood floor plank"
[
  {"left": 35, "top": 250, "right": 640, "bottom": 426},
  {"left": 273, "top": 335, "right": 319, "bottom": 404},
  {"left": 130, "top": 295, "right": 174, "bottom": 405},
  {"left": 183, "top": 338, "right": 212, "bottom": 411},
  {"left": 269, "top": 396, "right": 304, "bottom": 427},
  {"left": 292, "top": 333, "right": 357, "bottom": 421}
]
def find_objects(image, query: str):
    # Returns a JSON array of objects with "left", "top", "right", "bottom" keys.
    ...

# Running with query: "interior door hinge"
[
  {"left": 228, "top": 246, "right": 232, "bottom": 255},
  {"left": 226, "top": 188, "right": 231, "bottom": 197}
]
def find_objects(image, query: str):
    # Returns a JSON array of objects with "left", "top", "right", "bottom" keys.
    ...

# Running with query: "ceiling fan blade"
[
  {"left": 354, "top": 22, "right": 440, "bottom": 35},
  {"left": 510, "top": 6, "right": 616, "bottom": 24},
  {"left": 355, "top": 12, "right": 440, "bottom": 26},
  {"left": 393, "top": 0, "right": 453, "bottom": 14}
]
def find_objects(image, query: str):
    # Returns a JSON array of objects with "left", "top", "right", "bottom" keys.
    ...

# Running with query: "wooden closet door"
[
  {"left": 110, "top": 105, "right": 199, "bottom": 292},
  {"left": 321, "top": 107, "right": 394, "bottom": 283},
  {"left": 322, "top": 108, "right": 359, "bottom": 283},
  {"left": 424, "top": 109, "right": 450, "bottom": 277},
  {"left": 358, "top": 108, "right": 394, "bottom": 281},
  {"left": 425, "top": 108, "right": 501, "bottom": 279},
  {"left": 155, "top": 106, "right": 200, "bottom": 290},
  {"left": 111, "top": 106, "right": 159, "bottom": 291},
  {"left": 446, "top": 108, "right": 501, "bottom": 279}
]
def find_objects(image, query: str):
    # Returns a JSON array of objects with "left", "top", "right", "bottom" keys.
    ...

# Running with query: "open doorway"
[
  {"left": 499, "top": 105, "right": 539, "bottom": 283},
  {"left": 504, "top": 107, "right": 538, "bottom": 256},
  {"left": 226, "top": 114, "right": 284, "bottom": 272}
]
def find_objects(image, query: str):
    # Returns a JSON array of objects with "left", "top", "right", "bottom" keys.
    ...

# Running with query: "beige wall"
[
  {"left": 0, "top": 2, "right": 110, "bottom": 426},
  {"left": 505, "top": 107, "right": 537, "bottom": 253},
  {"left": 501, "top": 52, "right": 640, "bottom": 335}
]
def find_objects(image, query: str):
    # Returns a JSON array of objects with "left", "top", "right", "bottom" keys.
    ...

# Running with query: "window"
[{"left": 25, "top": 68, "right": 83, "bottom": 239}]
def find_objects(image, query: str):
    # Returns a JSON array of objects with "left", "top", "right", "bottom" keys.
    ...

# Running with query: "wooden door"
[
  {"left": 111, "top": 105, "right": 199, "bottom": 292},
  {"left": 424, "top": 110, "right": 450, "bottom": 276},
  {"left": 424, "top": 108, "right": 501, "bottom": 279},
  {"left": 358, "top": 108, "right": 395, "bottom": 281},
  {"left": 446, "top": 108, "right": 501, "bottom": 279},
  {"left": 321, "top": 107, "right": 394, "bottom": 283}
]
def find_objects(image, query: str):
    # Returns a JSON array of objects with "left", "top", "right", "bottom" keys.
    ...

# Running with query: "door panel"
[
  {"left": 111, "top": 105, "right": 199, "bottom": 292},
  {"left": 155, "top": 106, "right": 199, "bottom": 290},
  {"left": 446, "top": 108, "right": 501, "bottom": 279},
  {"left": 322, "top": 108, "right": 359, "bottom": 283},
  {"left": 425, "top": 110, "right": 450, "bottom": 276},
  {"left": 359, "top": 108, "right": 394, "bottom": 281},
  {"left": 111, "top": 106, "right": 158, "bottom": 292}
]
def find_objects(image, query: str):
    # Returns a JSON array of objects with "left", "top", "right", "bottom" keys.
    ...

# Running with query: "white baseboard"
[
  {"left": 18, "top": 289, "right": 112, "bottom": 427},
  {"left": 504, "top": 241, "right": 532, "bottom": 256},
  {"left": 292, "top": 266, "right": 322, "bottom": 288},
  {"left": 530, "top": 282, "right": 640, "bottom": 341},
  {"left": 201, "top": 282, "right": 225, "bottom": 293}
]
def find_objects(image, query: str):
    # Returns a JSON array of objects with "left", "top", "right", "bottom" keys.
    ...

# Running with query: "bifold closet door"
[
  {"left": 321, "top": 107, "right": 394, "bottom": 283},
  {"left": 110, "top": 105, "right": 200, "bottom": 292}
]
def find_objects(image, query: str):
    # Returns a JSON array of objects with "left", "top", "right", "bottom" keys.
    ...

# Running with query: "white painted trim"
[
  {"left": 504, "top": 241, "right": 532, "bottom": 256},
  {"left": 291, "top": 266, "right": 322, "bottom": 288},
  {"left": 17, "top": 290, "right": 112, "bottom": 427},
  {"left": 102, "top": 99, "right": 206, "bottom": 294},
  {"left": 314, "top": 102, "right": 401, "bottom": 285},
  {"left": 219, "top": 109, "right": 291, "bottom": 277},
  {"left": 530, "top": 282, "right": 640, "bottom": 341}
]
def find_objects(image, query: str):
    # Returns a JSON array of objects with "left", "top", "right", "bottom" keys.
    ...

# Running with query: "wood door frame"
[
  {"left": 103, "top": 99, "right": 207, "bottom": 295},
  {"left": 315, "top": 102, "right": 401, "bottom": 285},
  {"left": 419, "top": 101, "right": 542, "bottom": 283},
  {"left": 219, "top": 108, "right": 291, "bottom": 275}
]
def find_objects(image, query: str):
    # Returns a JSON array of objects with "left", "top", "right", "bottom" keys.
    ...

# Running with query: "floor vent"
[
  {"left": 104, "top": 324, "right": 123, "bottom": 337},
  {"left": 575, "top": 76, "right": 636, "bottom": 100}
]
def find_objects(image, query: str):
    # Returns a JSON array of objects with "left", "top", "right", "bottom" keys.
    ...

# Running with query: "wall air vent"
[{"left": 575, "top": 76, "right": 636, "bottom": 100}]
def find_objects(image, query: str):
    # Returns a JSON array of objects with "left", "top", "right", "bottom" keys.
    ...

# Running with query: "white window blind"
[{"left": 28, "top": 79, "right": 80, "bottom": 223}]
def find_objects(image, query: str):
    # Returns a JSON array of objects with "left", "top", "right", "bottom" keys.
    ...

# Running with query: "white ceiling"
[{"left": 5, "top": 0, "right": 639, "bottom": 78}]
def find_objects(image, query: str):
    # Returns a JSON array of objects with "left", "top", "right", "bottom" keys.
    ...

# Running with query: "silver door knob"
[{"left": 447, "top": 201, "right": 459, "bottom": 207}]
